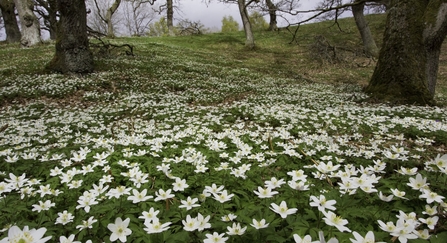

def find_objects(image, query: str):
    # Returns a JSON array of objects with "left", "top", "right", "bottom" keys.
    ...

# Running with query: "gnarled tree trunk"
[
  {"left": 0, "top": 0, "right": 21, "bottom": 43},
  {"left": 13, "top": 0, "right": 41, "bottom": 47},
  {"left": 238, "top": 0, "right": 255, "bottom": 49},
  {"left": 364, "top": 0, "right": 447, "bottom": 105},
  {"left": 266, "top": 0, "right": 278, "bottom": 31},
  {"left": 47, "top": 0, "right": 93, "bottom": 73},
  {"left": 352, "top": 0, "right": 379, "bottom": 58}
]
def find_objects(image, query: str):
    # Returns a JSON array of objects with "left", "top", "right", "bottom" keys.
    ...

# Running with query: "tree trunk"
[
  {"left": 166, "top": 0, "right": 174, "bottom": 36},
  {"left": 105, "top": 0, "right": 121, "bottom": 38},
  {"left": 365, "top": 0, "right": 435, "bottom": 105},
  {"left": 46, "top": 0, "right": 57, "bottom": 40},
  {"left": 423, "top": 1, "right": 447, "bottom": 95},
  {"left": 238, "top": 0, "right": 255, "bottom": 49},
  {"left": 352, "top": 1, "right": 379, "bottom": 58},
  {"left": 13, "top": 0, "right": 41, "bottom": 47},
  {"left": 0, "top": 0, "right": 21, "bottom": 43},
  {"left": 46, "top": 0, "right": 93, "bottom": 73},
  {"left": 265, "top": 0, "right": 277, "bottom": 31}
]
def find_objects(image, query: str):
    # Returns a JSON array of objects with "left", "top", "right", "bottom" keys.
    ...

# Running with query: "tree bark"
[
  {"left": 166, "top": 0, "right": 174, "bottom": 35},
  {"left": 46, "top": 0, "right": 93, "bottom": 73},
  {"left": 105, "top": 0, "right": 121, "bottom": 38},
  {"left": 238, "top": 0, "right": 255, "bottom": 49},
  {"left": 13, "top": 0, "right": 41, "bottom": 47},
  {"left": 352, "top": 1, "right": 379, "bottom": 58},
  {"left": 265, "top": 0, "right": 278, "bottom": 31},
  {"left": 365, "top": 0, "right": 435, "bottom": 105},
  {"left": 0, "top": 0, "right": 21, "bottom": 43},
  {"left": 423, "top": 1, "right": 447, "bottom": 95}
]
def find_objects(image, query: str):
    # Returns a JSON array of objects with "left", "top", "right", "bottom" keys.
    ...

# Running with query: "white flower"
[
  {"left": 422, "top": 205, "right": 437, "bottom": 216},
  {"left": 407, "top": 174, "right": 428, "bottom": 190},
  {"left": 322, "top": 211, "right": 351, "bottom": 232},
  {"left": 107, "top": 217, "right": 132, "bottom": 242},
  {"left": 390, "top": 188, "right": 408, "bottom": 200},
  {"left": 31, "top": 200, "right": 55, "bottom": 213},
  {"left": 264, "top": 177, "right": 286, "bottom": 189},
  {"left": 213, "top": 190, "right": 234, "bottom": 203},
  {"left": 350, "top": 231, "right": 384, "bottom": 243},
  {"left": 59, "top": 234, "right": 81, "bottom": 243},
  {"left": 139, "top": 207, "right": 160, "bottom": 224},
  {"left": 76, "top": 216, "right": 97, "bottom": 231},
  {"left": 390, "top": 219, "right": 418, "bottom": 243},
  {"left": 293, "top": 234, "right": 319, "bottom": 243},
  {"left": 143, "top": 218, "right": 171, "bottom": 234},
  {"left": 378, "top": 191, "right": 394, "bottom": 202},
  {"left": 182, "top": 215, "right": 199, "bottom": 231},
  {"left": 270, "top": 201, "right": 298, "bottom": 218},
  {"left": 172, "top": 177, "right": 189, "bottom": 192},
  {"left": 196, "top": 213, "right": 211, "bottom": 231},
  {"left": 127, "top": 189, "right": 153, "bottom": 203},
  {"left": 418, "top": 216, "right": 439, "bottom": 230},
  {"left": 178, "top": 196, "right": 200, "bottom": 210},
  {"left": 203, "top": 232, "right": 228, "bottom": 243},
  {"left": 253, "top": 186, "right": 278, "bottom": 198},
  {"left": 221, "top": 213, "right": 237, "bottom": 222},
  {"left": 55, "top": 210, "right": 74, "bottom": 225},
  {"left": 309, "top": 195, "right": 336, "bottom": 212},
  {"left": 1, "top": 226, "right": 52, "bottom": 243},
  {"left": 250, "top": 219, "right": 269, "bottom": 229},
  {"left": 154, "top": 188, "right": 175, "bottom": 201},
  {"left": 226, "top": 222, "right": 247, "bottom": 235},
  {"left": 419, "top": 189, "right": 445, "bottom": 204}
]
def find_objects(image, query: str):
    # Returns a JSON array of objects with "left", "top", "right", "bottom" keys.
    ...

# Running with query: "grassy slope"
[
  {"left": 117, "top": 13, "right": 446, "bottom": 102},
  {"left": 1, "top": 14, "right": 446, "bottom": 103}
]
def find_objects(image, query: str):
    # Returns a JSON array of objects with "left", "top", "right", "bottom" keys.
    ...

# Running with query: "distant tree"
[
  {"left": 221, "top": 15, "right": 240, "bottom": 32},
  {"left": 155, "top": 0, "right": 179, "bottom": 36},
  {"left": 34, "top": 0, "right": 58, "bottom": 40},
  {"left": 14, "top": 0, "right": 42, "bottom": 47},
  {"left": 0, "top": 0, "right": 21, "bottom": 43},
  {"left": 47, "top": 0, "right": 93, "bottom": 73},
  {"left": 251, "top": 0, "right": 300, "bottom": 31},
  {"left": 147, "top": 17, "right": 172, "bottom": 36},
  {"left": 122, "top": 0, "right": 156, "bottom": 36},
  {"left": 249, "top": 11, "right": 268, "bottom": 31},
  {"left": 264, "top": 0, "right": 277, "bottom": 30},
  {"left": 91, "top": 0, "right": 122, "bottom": 37},
  {"left": 237, "top": 0, "right": 255, "bottom": 48}
]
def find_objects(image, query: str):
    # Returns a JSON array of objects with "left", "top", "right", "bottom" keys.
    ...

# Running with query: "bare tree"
[
  {"left": 34, "top": 0, "right": 57, "bottom": 40},
  {"left": 14, "top": 0, "right": 42, "bottom": 47},
  {"left": 89, "top": 0, "right": 122, "bottom": 37},
  {"left": 0, "top": 0, "right": 22, "bottom": 43},
  {"left": 155, "top": 0, "right": 181, "bottom": 36},
  {"left": 105, "top": 0, "right": 121, "bottom": 37},
  {"left": 122, "top": 0, "right": 156, "bottom": 36},
  {"left": 253, "top": 0, "right": 301, "bottom": 31}
]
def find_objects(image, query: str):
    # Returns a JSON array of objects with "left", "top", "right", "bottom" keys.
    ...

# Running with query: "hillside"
[{"left": 1, "top": 14, "right": 447, "bottom": 243}]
